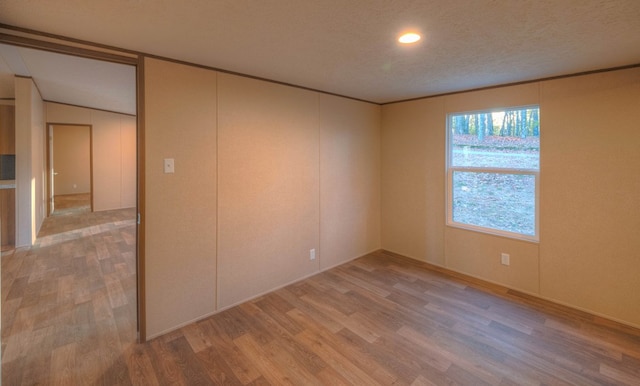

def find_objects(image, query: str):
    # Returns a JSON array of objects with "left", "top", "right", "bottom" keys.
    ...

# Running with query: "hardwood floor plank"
[
  {"left": 105, "top": 272, "right": 129, "bottom": 308},
  {"left": 147, "top": 337, "right": 190, "bottom": 385},
  {"left": 2, "top": 357, "right": 24, "bottom": 386},
  {"left": 295, "top": 329, "right": 379, "bottom": 385},
  {"left": 182, "top": 322, "right": 214, "bottom": 354},
  {"left": 5, "top": 275, "right": 27, "bottom": 301},
  {"left": 600, "top": 363, "right": 640, "bottom": 385},
  {"left": 194, "top": 345, "right": 245, "bottom": 385},
  {"left": 126, "top": 345, "right": 161, "bottom": 386},
  {"left": 198, "top": 318, "right": 263, "bottom": 384},
  {"left": 410, "top": 374, "right": 440, "bottom": 386},
  {"left": 395, "top": 326, "right": 452, "bottom": 372},
  {"left": 331, "top": 266, "right": 392, "bottom": 298},
  {"left": 277, "top": 287, "right": 344, "bottom": 333},
  {"left": 290, "top": 306, "right": 409, "bottom": 385},
  {"left": 241, "top": 302, "right": 327, "bottom": 375},
  {"left": 314, "top": 366, "right": 353, "bottom": 386},
  {"left": 50, "top": 342, "right": 77, "bottom": 386},
  {"left": 448, "top": 320, "right": 601, "bottom": 385},
  {"left": 233, "top": 333, "right": 299, "bottom": 386},
  {"left": 298, "top": 294, "right": 382, "bottom": 343},
  {"left": 253, "top": 294, "right": 304, "bottom": 336},
  {"left": 262, "top": 338, "right": 323, "bottom": 385}
]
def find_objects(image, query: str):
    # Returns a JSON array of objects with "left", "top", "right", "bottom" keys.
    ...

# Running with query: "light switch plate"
[{"left": 164, "top": 158, "right": 175, "bottom": 173}]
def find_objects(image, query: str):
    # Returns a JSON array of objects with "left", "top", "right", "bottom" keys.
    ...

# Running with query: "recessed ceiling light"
[{"left": 398, "top": 32, "right": 421, "bottom": 44}]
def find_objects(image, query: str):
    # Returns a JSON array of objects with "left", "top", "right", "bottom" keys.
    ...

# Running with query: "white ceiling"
[
  {"left": 0, "top": 44, "right": 136, "bottom": 115},
  {"left": 1, "top": 0, "right": 639, "bottom": 106}
]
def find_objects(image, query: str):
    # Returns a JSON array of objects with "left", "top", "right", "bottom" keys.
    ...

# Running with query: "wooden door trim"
[
  {"left": 136, "top": 57, "right": 146, "bottom": 342},
  {"left": 2, "top": 29, "right": 146, "bottom": 343}
]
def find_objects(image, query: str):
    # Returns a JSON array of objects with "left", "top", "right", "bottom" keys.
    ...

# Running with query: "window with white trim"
[{"left": 446, "top": 106, "right": 540, "bottom": 241}]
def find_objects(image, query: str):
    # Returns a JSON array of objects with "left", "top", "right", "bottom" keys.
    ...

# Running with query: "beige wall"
[
  {"left": 143, "top": 58, "right": 381, "bottom": 338},
  {"left": 217, "top": 73, "right": 320, "bottom": 309},
  {"left": 15, "top": 77, "right": 45, "bottom": 246},
  {"left": 46, "top": 102, "right": 136, "bottom": 211},
  {"left": 538, "top": 69, "right": 640, "bottom": 327},
  {"left": 381, "top": 97, "right": 445, "bottom": 265},
  {"left": 320, "top": 94, "right": 381, "bottom": 270},
  {"left": 144, "top": 58, "right": 218, "bottom": 337},
  {"left": 381, "top": 68, "right": 640, "bottom": 327},
  {"left": 52, "top": 125, "right": 91, "bottom": 195},
  {"left": 141, "top": 57, "right": 638, "bottom": 337}
]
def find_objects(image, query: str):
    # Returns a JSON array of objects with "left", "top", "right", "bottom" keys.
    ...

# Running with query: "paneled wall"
[
  {"left": 381, "top": 67, "right": 640, "bottom": 328},
  {"left": 144, "top": 58, "right": 382, "bottom": 338},
  {"left": 143, "top": 58, "right": 638, "bottom": 338},
  {"left": 538, "top": 69, "right": 640, "bottom": 327},
  {"left": 145, "top": 59, "right": 218, "bottom": 337},
  {"left": 320, "top": 94, "right": 381, "bottom": 270},
  {"left": 51, "top": 125, "right": 91, "bottom": 195},
  {"left": 45, "top": 102, "right": 136, "bottom": 211},
  {"left": 216, "top": 73, "right": 320, "bottom": 309}
]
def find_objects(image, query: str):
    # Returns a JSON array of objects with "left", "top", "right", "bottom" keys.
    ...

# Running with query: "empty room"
[{"left": 1, "top": 1, "right": 639, "bottom": 385}]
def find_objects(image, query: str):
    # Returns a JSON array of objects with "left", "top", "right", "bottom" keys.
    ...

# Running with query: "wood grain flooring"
[
  {"left": 52, "top": 193, "right": 92, "bottom": 216},
  {"left": 3, "top": 209, "right": 640, "bottom": 385},
  {"left": 2, "top": 208, "right": 137, "bottom": 385}
]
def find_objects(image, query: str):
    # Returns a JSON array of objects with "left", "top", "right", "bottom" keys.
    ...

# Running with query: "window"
[{"left": 446, "top": 106, "right": 540, "bottom": 241}]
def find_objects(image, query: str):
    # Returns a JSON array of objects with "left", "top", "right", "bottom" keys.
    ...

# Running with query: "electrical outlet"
[
  {"left": 310, "top": 249, "right": 316, "bottom": 260},
  {"left": 501, "top": 253, "right": 510, "bottom": 266}
]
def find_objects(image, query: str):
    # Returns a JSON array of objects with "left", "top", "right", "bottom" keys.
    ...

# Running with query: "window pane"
[
  {"left": 450, "top": 108, "right": 539, "bottom": 169},
  {"left": 452, "top": 172, "right": 536, "bottom": 236}
]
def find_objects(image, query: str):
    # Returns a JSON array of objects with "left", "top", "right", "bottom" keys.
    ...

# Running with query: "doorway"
[
  {"left": 47, "top": 124, "right": 93, "bottom": 216},
  {"left": 0, "top": 32, "right": 146, "bottom": 358}
]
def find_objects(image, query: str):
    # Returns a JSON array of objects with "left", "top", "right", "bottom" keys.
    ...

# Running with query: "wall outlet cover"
[{"left": 501, "top": 253, "right": 510, "bottom": 266}]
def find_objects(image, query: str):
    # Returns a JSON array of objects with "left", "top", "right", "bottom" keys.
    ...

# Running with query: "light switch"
[{"left": 164, "top": 158, "right": 175, "bottom": 174}]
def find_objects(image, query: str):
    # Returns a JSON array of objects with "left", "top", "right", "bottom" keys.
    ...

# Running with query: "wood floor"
[
  {"left": 2, "top": 208, "right": 137, "bottom": 385},
  {"left": 52, "top": 193, "right": 92, "bottom": 216},
  {"left": 3, "top": 210, "right": 640, "bottom": 385}
]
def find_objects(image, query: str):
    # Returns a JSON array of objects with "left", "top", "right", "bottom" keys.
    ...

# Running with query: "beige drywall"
[
  {"left": 45, "top": 102, "right": 136, "bottom": 211},
  {"left": 217, "top": 73, "right": 320, "bottom": 309},
  {"left": 381, "top": 97, "right": 446, "bottom": 266},
  {"left": 319, "top": 94, "right": 381, "bottom": 270},
  {"left": 14, "top": 77, "right": 45, "bottom": 246},
  {"left": 92, "top": 110, "right": 123, "bottom": 211},
  {"left": 381, "top": 69, "right": 640, "bottom": 327},
  {"left": 144, "top": 58, "right": 218, "bottom": 337},
  {"left": 445, "top": 228, "right": 540, "bottom": 293},
  {"left": 539, "top": 68, "right": 640, "bottom": 326},
  {"left": 142, "top": 58, "right": 383, "bottom": 336},
  {"left": 52, "top": 125, "right": 91, "bottom": 195}
]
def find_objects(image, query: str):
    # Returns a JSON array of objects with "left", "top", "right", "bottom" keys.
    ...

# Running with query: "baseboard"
[
  {"left": 147, "top": 248, "right": 381, "bottom": 341},
  {"left": 379, "top": 249, "right": 640, "bottom": 332}
]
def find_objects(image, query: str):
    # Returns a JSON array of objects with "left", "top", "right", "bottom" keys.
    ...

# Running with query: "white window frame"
[{"left": 446, "top": 106, "right": 540, "bottom": 242}]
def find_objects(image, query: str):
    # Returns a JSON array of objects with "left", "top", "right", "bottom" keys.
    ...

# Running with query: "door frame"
[
  {"left": 0, "top": 29, "right": 147, "bottom": 341},
  {"left": 46, "top": 123, "right": 94, "bottom": 216}
]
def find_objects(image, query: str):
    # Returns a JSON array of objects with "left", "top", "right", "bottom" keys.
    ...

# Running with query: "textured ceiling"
[{"left": 1, "top": 0, "right": 640, "bottom": 105}]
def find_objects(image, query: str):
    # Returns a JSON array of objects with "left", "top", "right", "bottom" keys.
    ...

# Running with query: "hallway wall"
[{"left": 45, "top": 102, "right": 136, "bottom": 211}]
